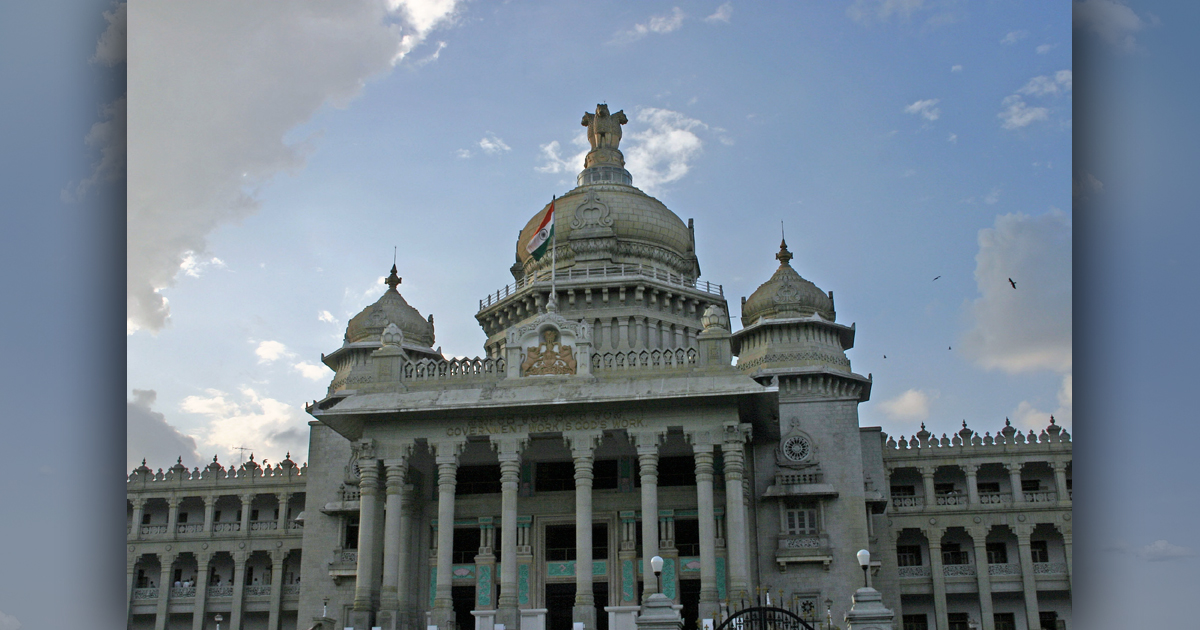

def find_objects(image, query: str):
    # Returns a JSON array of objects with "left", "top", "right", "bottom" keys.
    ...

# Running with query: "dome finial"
[
  {"left": 385, "top": 264, "right": 402, "bottom": 292},
  {"left": 776, "top": 236, "right": 793, "bottom": 266}
]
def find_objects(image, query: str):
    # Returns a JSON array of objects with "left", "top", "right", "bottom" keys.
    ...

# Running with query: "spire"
[
  {"left": 385, "top": 264, "right": 402, "bottom": 292},
  {"left": 776, "top": 238, "right": 793, "bottom": 266}
]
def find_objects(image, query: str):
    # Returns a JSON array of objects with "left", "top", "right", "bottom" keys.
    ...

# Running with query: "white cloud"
[
  {"left": 1019, "top": 70, "right": 1073, "bottom": 97},
  {"left": 478, "top": 133, "right": 511, "bottom": 154},
  {"left": 947, "top": 133, "right": 957, "bottom": 143},
  {"left": 92, "top": 2, "right": 126, "bottom": 66},
  {"left": 613, "top": 7, "right": 686, "bottom": 43},
  {"left": 456, "top": 148, "right": 472, "bottom": 159},
  {"left": 997, "top": 94, "right": 1049, "bottom": 129},
  {"left": 902, "top": 169, "right": 916, "bottom": 178},
  {"left": 318, "top": 310, "right": 336, "bottom": 323},
  {"left": 847, "top": 0, "right": 928, "bottom": 23},
  {"left": 179, "top": 252, "right": 226, "bottom": 278},
  {"left": 1011, "top": 373, "right": 1071, "bottom": 430},
  {"left": 1138, "top": 540, "right": 1197, "bottom": 561},
  {"left": 254, "top": 340, "right": 294, "bottom": 363},
  {"left": 535, "top": 134, "right": 590, "bottom": 174},
  {"left": 984, "top": 187, "right": 1001, "bottom": 205},
  {"left": 126, "top": 389, "right": 203, "bottom": 477},
  {"left": 878, "top": 389, "right": 938, "bottom": 422},
  {"left": 950, "top": 64, "right": 962, "bottom": 73},
  {"left": 63, "top": 95, "right": 126, "bottom": 202},
  {"left": 705, "top": 3, "right": 733, "bottom": 24},
  {"left": 182, "top": 387, "right": 310, "bottom": 465},
  {"left": 1036, "top": 43, "right": 1057, "bottom": 54},
  {"left": 962, "top": 210, "right": 1072, "bottom": 374},
  {"left": 1000, "top": 30, "right": 1029, "bottom": 45},
  {"left": 904, "top": 98, "right": 941, "bottom": 121},
  {"left": 293, "top": 361, "right": 330, "bottom": 381},
  {"left": 0, "top": 609, "right": 20, "bottom": 630},
  {"left": 1074, "top": 0, "right": 1146, "bottom": 52},
  {"left": 624, "top": 108, "right": 707, "bottom": 193},
  {"left": 127, "top": 1, "right": 462, "bottom": 334}
]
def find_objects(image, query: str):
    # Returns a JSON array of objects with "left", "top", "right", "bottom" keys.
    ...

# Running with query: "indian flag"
[{"left": 526, "top": 199, "right": 555, "bottom": 261}]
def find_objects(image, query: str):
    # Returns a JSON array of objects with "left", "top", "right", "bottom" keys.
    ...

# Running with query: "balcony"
[
  {"left": 249, "top": 521, "right": 278, "bottom": 532},
  {"left": 1023, "top": 491, "right": 1059, "bottom": 503},
  {"left": 170, "top": 586, "right": 196, "bottom": 598},
  {"left": 933, "top": 493, "right": 968, "bottom": 507},
  {"left": 139, "top": 524, "right": 168, "bottom": 536},
  {"left": 212, "top": 522, "right": 241, "bottom": 533},
  {"left": 245, "top": 585, "right": 272, "bottom": 597},
  {"left": 132, "top": 588, "right": 158, "bottom": 600},
  {"left": 1033, "top": 562, "right": 1068, "bottom": 575},
  {"left": 176, "top": 523, "right": 203, "bottom": 534},
  {"left": 988, "top": 563, "right": 1021, "bottom": 576},
  {"left": 898, "top": 566, "right": 930, "bottom": 578},
  {"left": 978, "top": 492, "right": 1011, "bottom": 505}
]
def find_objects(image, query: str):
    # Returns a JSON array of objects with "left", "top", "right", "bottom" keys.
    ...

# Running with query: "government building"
[{"left": 127, "top": 105, "right": 1072, "bottom": 630}]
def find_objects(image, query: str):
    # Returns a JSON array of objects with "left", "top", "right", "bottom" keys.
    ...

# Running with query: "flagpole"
[{"left": 549, "top": 195, "right": 557, "bottom": 310}]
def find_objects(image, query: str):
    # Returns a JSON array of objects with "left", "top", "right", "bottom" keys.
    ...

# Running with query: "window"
[
  {"left": 784, "top": 504, "right": 818, "bottom": 535},
  {"left": 593, "top": 460, "right": 619, "bottom": 490},
  {"left": 896, "top": 545, "right": 922, "bottom": 567},
  {"left": 891, "top": 485, "right": 915, "bottom": 497},
  {"left": 178, "top": 512, "right": 188, "bottom": 523},
  {"left": 935, "top": 483, "right": 956, "bottom": 495},
  {"left": 1022, "top": 479, "right": 1041, "bottom": 492},
  {"left": 675, "top": 519, "right": 699, "bottom": 556},
  {"left": 977, "top": 482, "right": 1001, "bottom": 493},
  {"left": 1039, "top": 611, "right": 1059, "bottom": 630},
  {"left": 250, "top": 509, "right": 260, "bottom": 521},
  {"left": 994, "top": 613, "right": 1017, "bottom": 630},
  {"left": 344, "top": 514, "right": 359, "bottom": 549},
  {"left": 535, "top": 462, "right": 575, "bottom": 492},
  {"left": 452, "top": 528, "right": 481, "bottom": 564},
  {"left": 458, "top": 465, "right": 502, "bottom": 495},
  {"left": 545, "top": 525, "right": 575, "bottom": 561},
  {"left": 214, "top": 510, "right": 222, "bottom": 522},
  {"left": 593, "top": 524, "right": 609, "bottom": 560},
  {"left": 941, "top": 543, "right": 969, "bottom": 565},
  {"left": 658, "top": 456, "right": 697, "bottom": 487},
  {"left": 1031, "top": 540, "right": 1049, "bottom": 563},
  {"left": 986, "top": 542, "right": 1008, "bottom": 564},
  {"left": 902, "top": 614, "right": 928, "bottom": 630},
  {"left": 142, "top": 513, "right": 151, "bottom": 525},
  {"left": 948, "top": 613, "right": 970, "bottom": 630}
]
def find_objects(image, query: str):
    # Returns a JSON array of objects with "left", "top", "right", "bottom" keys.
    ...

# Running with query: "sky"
[{"left": 2, "top": 1, "right": 1198, "bottom": 629}]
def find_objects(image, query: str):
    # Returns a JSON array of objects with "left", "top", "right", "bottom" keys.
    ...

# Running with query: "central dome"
[{"left": 514, "top": 104, "right": 699, "bottom": 279}]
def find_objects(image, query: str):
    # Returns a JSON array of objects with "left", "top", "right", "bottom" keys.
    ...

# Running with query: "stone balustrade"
[
  {"left": 132, "top": 588, "right": 158, "bottom": 600},
  {"left": 591, "top": 347, "right": 697, "bottom": 371},
  {"left": 480, "top": 263, "right": 723, "bottom": 311}
]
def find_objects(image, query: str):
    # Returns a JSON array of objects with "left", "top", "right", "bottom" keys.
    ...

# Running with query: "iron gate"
[{"left": 715, "top": 606, "right": 818, "bottom": 630}]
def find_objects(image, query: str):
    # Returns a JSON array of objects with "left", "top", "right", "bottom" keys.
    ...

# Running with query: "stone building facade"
[{"left": 127, "top": 104, "right": 1071, "bottom": 630}]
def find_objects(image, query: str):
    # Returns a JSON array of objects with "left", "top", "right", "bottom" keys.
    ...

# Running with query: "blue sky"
[{"left": 4, "top": 1, "right": 1198, "bottom": 628}]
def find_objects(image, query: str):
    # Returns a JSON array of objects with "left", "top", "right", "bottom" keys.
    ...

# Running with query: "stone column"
[
  {"left": 635, "top": 431, "right": 663, "bottom": 598},
  {"left": 968, "top": 527, "right": 995, "bottom": 630},
  {"left": 1063, "top": 530, "right": 1073, "bottom": 592},
  {"left": 1015, "top": 527, "right": 1041, "bottom": 629},
  {"left": 693, "top": 446, "right": 719, "bottom": 620},
  {"left": 131, "top": 498, "right": 145, "bottom": 540},
  {"left": 239, "top": 493, "right": 254, "bottom": 535},
  {"left": 167, "top": 497, "right": 181, "bottom": 539},
  {"left": 276, "top": 492, "right": 292, "bottom": 533},
  {"left": 926, "top": 530, "right": 948, "bottom": 630},
  {"left": 919, "top": 467, "right": 936, "bottom": 508},
  {"left": 268, "top": 548, "right": 286, "bottom": 630},
  {"left": 964, "top": 464, "right": 980, "bottom": 505},
  {"left": 495, "top": 437, "right": 525, "bottom": 629},
  {"left": 721, "top": 424, "right": 751, "bottom": 603},
  {"left": 397, "top": 483, "right": 416, "bottom": 628},
  {"left": 191, "top": 552, "right": 211, "bottom": 630},
  {"left": 203, "top": 495, "right": 216, "bottom": 533},
  {"left": 154, "top": 552, "right": 175, "bottom": 630},
  {"left": 230, "top": 551, "right": 248, "bottom": 630},
  {"left": 1006, "top": 463, "right": 1024, "bottom": 504},
  {"left": 380, "top": 459, "right": 410, "bottom": 616},
  {"left": 127, "top": 556, "right": 138, "bottom": 623},
  {"left": 571, "top": 434, "right": 600, "bottom": 629},
  {"left": 432, "top": 441, "right": 463, "bottom": 630},
  {"left": 352, "top": 460, "right": 382, "bottom": 628},
  {"left": 1052, "top": 461, "right": 1069, "bottom": 502}
]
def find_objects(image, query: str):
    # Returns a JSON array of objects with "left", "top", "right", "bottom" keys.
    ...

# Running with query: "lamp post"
[
  {"left": 856, "top": 549, "right": 870, "bottom": 589},
  {"left": 651, "top": 555, "right": 664, "bottom": 594},
  {"left": 322, "top": 597, "right": 328, "bottom": 617},
  {"left": 214, "top": 613, "right": 223, "bottom": 630}
]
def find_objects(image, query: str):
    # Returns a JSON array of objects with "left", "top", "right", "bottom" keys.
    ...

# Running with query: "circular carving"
[
  {"left": 202, "top": 543, "right": 209, "bottom": 550},
  {"left": 165, "top": 545, "right": 172, "bottom": 551},
  {"left": 928, "top": 518, "right": 937, "bottom": 525},
  {"left": 239, "top": 542, "right": 246, "bottom": 549},
  {"left": 782, "top": 436, "right": 812, "bottom": 462},
  {"left": 887, "top": 519, "right": 893, "bottom": 526},
  {"left": 276, "top": 541, "right": 283, "bottom": 548},
  {"left": 1063, "top": 513, "right": 1071, "bottom": 521},
  {"left": 1017, "top": 514, "right": 1027, "bottom": 522},
  {"left": 128, "top": 546, "right": 134, "bottom": 553},
  {"left": 973, "top": 516, "right": 982, "bottom": 524}
]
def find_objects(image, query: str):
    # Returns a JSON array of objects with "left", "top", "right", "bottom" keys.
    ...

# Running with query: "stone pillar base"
[
  {"left": 606, "top": 606, "right": 641, "bottom": 630},
  {"left": 844, "top": 588, "right": 895, "bottom": 630},
  {"left": 348, "top": 609, "right": 375, "bottom": 630},
  {"left": 430, "top": 606, "right": 456, "bottom": 630},
  {"left": 573, "top": 604, "right": 597, "bottom": 630},
  {"left": 520, "top": 608, "right": 548, "bottom": 630},
  {"left": 376, "top": 609, "right": 401, "bottom": 630},
  {"left": 636, "top": 594, "right": 682, "bottom": 630},
  {"left": 697, "top": 601, "right": 719, "bottom": 626},
  {"left": 471, "top": 609, "right": 497, "bottom": 630}
]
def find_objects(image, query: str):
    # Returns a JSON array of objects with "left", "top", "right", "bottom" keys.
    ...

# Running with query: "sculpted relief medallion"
[{"left": 521, "top": 328, "right": 577, "bottom": 376}]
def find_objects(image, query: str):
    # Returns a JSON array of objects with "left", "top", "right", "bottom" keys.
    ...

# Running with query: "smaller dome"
[
  {"left": 741, "top": 240, "right": 834, "bottom": 326},
  {"left": 344, "top": 265, "right": 435, "bottom": 348}
]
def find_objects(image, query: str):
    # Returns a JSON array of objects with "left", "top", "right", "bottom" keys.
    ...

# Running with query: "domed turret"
[
  {"left": 344, "top": 265, "right": 435, "bottom": 348},
  {"left": 740, "top": 239, "right": 835, "bottom": 327}
]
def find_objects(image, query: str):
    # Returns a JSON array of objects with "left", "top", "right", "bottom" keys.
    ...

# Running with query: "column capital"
[
  {"left": 919, "top": 465, "right": 937, "bottom": 477},
  {"left": 195, "top": 550, "right": 213, "bottom": 567},
  {"left": 1005, "top": 462, "right": 1024, "bottom": 474},
  {"left": 721, "top": 421, "right": 752, "bottom": 445},
  {"left": 966, "top": 526, "right": 989, "bottom": 542},
  {"left": 130, "top": 496, "right": 146, "bottom": 508},
  {"left": 158, "top": 551, "right": 178, "bottom": 566},
  {"left": 166, "top": 496, "right": 181, "bottom": 507},
  {"left": 239, "top": 491, "right": 255, "bottom": 502},
  {"left": 1051, "top": 460, "right": 1069, "bottom": 472},
  {"left": 1015, "top": 525, "right": 1034, "bottom": 541},
  {"left": 630, "top": 429, "right": 666, "bottom": 453},
  {"left": 923, "top": 527, "right": 945, "bottom": 544},
  {"left": 565, "top": 432, "right": 600, "bottom": 457},
  {"left": 694, "top": 450, "right": 715, "bottom": 480},
  {"left": 358, "top": 461, "right": 382, "bottom": 495},
  {"left": 271, "top": 547, "right": 287, "bottom": 563},
  {"left": 962, "top": 463, "right": 980, "bottom": 474},
  {"left": 685, "top": 428, "right": 720, "bottom": 451},
  {"left": 232, "top": 550, "right": 251, "bottom": 564},
  {"left": 275, "top": 490, "right": 292, "bottom": 502},
  {"left": 432, "top": 438, "right": 466, "bottom": 464},
  {"left": 492, "top": 435, "right": 529, "bottom": 459}
]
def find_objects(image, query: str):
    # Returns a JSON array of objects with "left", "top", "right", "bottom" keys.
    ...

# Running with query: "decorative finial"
[
  {"left": 286, "top": 452, "right": 291, "bottom": 459},
  {"left": 776, "top": 237, "right": 793, "bottom": 266},
  {"left": 212, "top": 454, "right": 218, "bottom": 462},
  {"left": 920, "top": 423, "right": 926, "bottom": 430},
  {"left": 1005, "top": 418, "right": 1011, "bottom": 426},
  {"left": 962, "top": 420, "right": 968, "bottom": 428},
  {"left": 177, "top": 456, "right": 182, "bottom": 464},
  {"left": 249, "top": 453, "right": 254, "bottom": 461},
  {"left": 1049, "top": 415, "right": 1056, "bottom": 424},
  {"left": 142, "top": 458, "right": 146, "bottom": 466},
  {"left": 385, "top": 264, "right": 402, "bottom": 292}
]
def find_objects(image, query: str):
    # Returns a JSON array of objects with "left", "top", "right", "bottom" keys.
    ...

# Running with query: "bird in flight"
[
  {"left": 933, "top": 275, "right": 941, "bottom": 281},
  {"left": 883, "top": 355, "right": 887, "bottom": 359},
  {"left": 1008, "top": 278, "right": 1017, "bottom": 289}
]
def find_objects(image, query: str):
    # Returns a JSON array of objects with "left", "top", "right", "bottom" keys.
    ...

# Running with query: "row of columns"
[
  {"left": 129, "top": 492, "right": 296, "bottom": 538},
  {"left": 591, "top": 315, "right": 699, "bottom": 352},
  {"left": 906, "top": 460, "right": 1070, "bottom": 505},
  {"left": 921, "top": 524, "right": 1072, "bottom": 630},
  {"left": 351, "top": 424, "right": 751, "bottom": 630},
  {"left": 128, "top": 548, "right": 292, "bottom": 630}
]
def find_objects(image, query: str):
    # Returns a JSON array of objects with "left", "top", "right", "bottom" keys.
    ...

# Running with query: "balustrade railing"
[
  {"left": 988, "top": 563, "right": 1021, "bottom": 576},
  {"left": 212, "top": 522, "right": 241, "bottom": 533},
  {"left": 897, "top": 566, "right": 931, "bottom": 578},
  {"left": 891, "top": 496, "right": 923, "bottom": 508},
  {"left": 249, "top": 521, "right": 278, "bottom": 531},
  {"left": 282, "top": 584, "right": 301, "bottom": 596},
  {"left": 781, "top": 537, "right": 822, "bottom": 549},
  {"left": 1033, "top": 562, "right": 1068, "bottom": 575},
  {"left": 170, "top": 586, "right": 196, "bottom": 598},
  {"left": 777, "top": 472, "right": 823, "bottom": 485},
  {"left": 288, "top": 521, "right": 304, "bottom": 530},
  {"left": 591, "top": 348, "right": 697, "bottom": 371},
  {"left": 339, "top": 550, "right": 358, "bottom": 564},
  {"left": 935, "top": 493, "right": 968, "bottom": 506},
  {"left": 978, "top": 492, "right": 1010, "bottom": 505},
  {"left": 132, "top": 588, "right": 158, "bottom": 600},
  {"left": 177, "top": 523, "right": 203, "bottom": 534},
  {"left": 245, "top": 585, "right": 272, "bottom": 597},
  {"left": 479, "top": 264, "right": 723, "bottom": 310},
  {"left": 208, "top": 586, "right": 234, "bottom": 598},
  {"left": 943, "top": 564, "right": 976, "bottom": 577},
  {"left": 338, "top": 488, "right": 361, "bottom": 502},
  {"left": 404, "top": 357, "right": 505, "bottom": 381},
  {"left": 1023, "top": 491, "right": 1058, "bottom": 503},
  {"left": 140, "top": 524, "right": 167, "bottom": 535}
]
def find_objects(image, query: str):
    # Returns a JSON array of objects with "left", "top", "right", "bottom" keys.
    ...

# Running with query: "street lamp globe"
[
  {"left": 650, "top": 555, "right": 664, "bottom": 592},
  {"left": 856, "top": 549, "right": 871, "bottom": 588}
]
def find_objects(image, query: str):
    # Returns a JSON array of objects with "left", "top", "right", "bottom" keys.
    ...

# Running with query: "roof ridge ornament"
[
  {"left": 385, "top": 264, "right": 402, "bottom": 292},
  {"left": 776, "top": 237, "right": 793, "bottom": 267}
]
